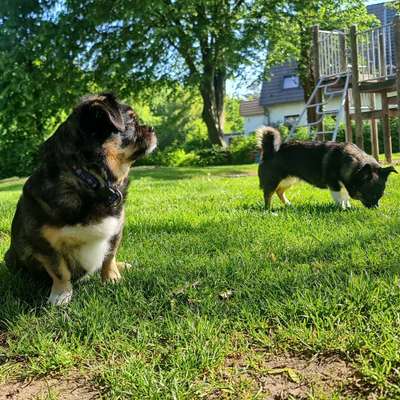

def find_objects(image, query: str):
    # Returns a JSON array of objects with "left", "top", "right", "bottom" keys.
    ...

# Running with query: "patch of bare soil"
[
  {"left": 0, "top": 372, "right": 100, "bottom": 400},
  {"left": 198, "top": 350, "right": 369, "bottom": 399}
]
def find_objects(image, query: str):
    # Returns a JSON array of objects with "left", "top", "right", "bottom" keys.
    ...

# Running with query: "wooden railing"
[{"left": 315, "top": 21, "right": 398, "bottom": 82}]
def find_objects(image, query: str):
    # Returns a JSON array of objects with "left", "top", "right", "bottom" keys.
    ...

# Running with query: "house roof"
[
  {"left": 239, "top": 99, "right": 264, "bottom": 116},
  {"left": 259, "top": 62, "right": 304, "bottom": 107}
]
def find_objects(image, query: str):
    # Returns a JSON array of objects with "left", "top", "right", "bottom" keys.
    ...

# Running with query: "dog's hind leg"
[
  {"left": 276, "top": 177, "right": 299, "bottom": 206},
  {"left": 101, "top": 230, "right": 127, "bottom": 283},
  {"left": 263, "top": 182, "right": 279, "bottom": 210},
  {"left": 276, "top": 188, "right": 291, "bottom": 206},
  {"left": 263, "top": 190, "right": 274, "bottom": 209},
  {"left": 35, "top": 254, "right": 73, "bottom": 305}
]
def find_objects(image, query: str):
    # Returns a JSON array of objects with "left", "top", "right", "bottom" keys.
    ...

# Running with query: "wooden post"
[
  {"left": 339, "top": 32, "right": 347, "bottom": 73},
  {"left": 378, "top": 30, "right": 387, "bottom": 79},
  {"left": 345, "top": 92, "right": 353, "bottom": 143},
  {"left": 312, "top": 25, "right": 323, "bottom": 139},
  {"left": 381, "top": 90, "right": 392, "bottom": 164},
  {"left": 349, "top": 25, "right": 364, "bottom": 149},
  {"left": 370, "top": 93, "right": 379, "bottom": 161},
  {"left": 394, "top": 15, "right": 400, "bottom": 152},
  {"left": 340, "top": 32, "right": 352, "bottom": 143}
]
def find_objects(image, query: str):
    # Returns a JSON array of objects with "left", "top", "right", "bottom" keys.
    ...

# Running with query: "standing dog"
[
  {"left": 257, "top": 127, "right": 396, "bottom": 209},
  {"left": 5, "top": 93, "right": 157, "bottom": 305}
]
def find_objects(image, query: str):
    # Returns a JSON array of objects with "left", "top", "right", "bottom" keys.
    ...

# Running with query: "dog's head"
[
  {"left": 348, "top": 164, "right": 397, "bottom": 208},
  {"left": 71, "top": 93, "right": 157, "bottom": 180}
]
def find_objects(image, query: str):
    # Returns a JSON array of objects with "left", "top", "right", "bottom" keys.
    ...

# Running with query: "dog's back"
[{"left": 257, "top": 127, "right": 335, "bottom": 189}]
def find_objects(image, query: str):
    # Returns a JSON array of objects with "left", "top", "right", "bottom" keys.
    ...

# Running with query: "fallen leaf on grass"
[
  {"left": 265, "top": 367, "right": 301, "bottom": 384},
  {"left": 172, "top": 280, "right": 200, "bottom": 296},
  {"left": 219, "top": 290, "right": 234, "bottom": 300}
]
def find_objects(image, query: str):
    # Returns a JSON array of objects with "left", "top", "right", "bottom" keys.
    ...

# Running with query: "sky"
[{"left": 227, "top": 0, "right": 393, "bottom": 98}]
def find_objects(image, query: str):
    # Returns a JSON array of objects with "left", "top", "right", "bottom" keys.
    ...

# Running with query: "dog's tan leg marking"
[
  {"left": 101, "top": 256, "right": 122, "bottom": 283},
  {"left": 276, "top": 177, "right": 299, "bottom": 206},
  {"left": 276, "top": 188, "right": 291, "bottom": 206},
  {"left": 36, "top": 255, "right": 73, "bottom": 306}
]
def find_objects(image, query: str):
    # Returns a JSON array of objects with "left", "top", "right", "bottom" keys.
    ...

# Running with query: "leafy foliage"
[
  {"left": 50, "top": 0, "right": 279, "bottom": 145},
  {"left": 0, "top": 0, "right": 92, "bottom": 177}
]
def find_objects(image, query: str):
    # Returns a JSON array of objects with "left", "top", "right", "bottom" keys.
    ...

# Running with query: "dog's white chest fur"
[
  {"left": 69, "top": 216, "right": 121, "bottom": 273},
  {"left": 43, "top": 215, "right": 122, "bottom": 274}
]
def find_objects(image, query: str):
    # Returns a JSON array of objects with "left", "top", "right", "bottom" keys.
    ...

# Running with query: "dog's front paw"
[
  {"left": 338, "top": 200, "right": 351, "bottom": 210},
  {"left": 48, "top": 289, "right": 73, "bottom": 306},
  {"left": 102, "top": 267, "right": 122, "bottom": 284}
]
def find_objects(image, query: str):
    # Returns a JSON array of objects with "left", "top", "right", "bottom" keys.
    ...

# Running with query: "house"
[{"left": 239, "top": 1, "right": 397, "bottom": 135}]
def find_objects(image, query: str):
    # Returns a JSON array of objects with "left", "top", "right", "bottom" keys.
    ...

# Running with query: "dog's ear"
[
  {"left": 380, "top": 165, "right": 397, "bottom": 180},
  {"left": 78, "top": 96, "right": 125, "bottom": 140},
  {"left": 355, "top": 164, "right": 373, "bottom": 181}
]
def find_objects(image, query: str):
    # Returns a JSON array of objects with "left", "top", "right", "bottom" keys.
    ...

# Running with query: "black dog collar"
[{"left": 71, "top": 165, "right": 123, "bottom": 208}]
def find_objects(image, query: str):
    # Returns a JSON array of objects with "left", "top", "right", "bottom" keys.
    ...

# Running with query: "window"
[
  {"left": 283, "top": 75, "right": 300, "bottom": 89},
  {"left": 284, "top": 115, "right": 299, "bottom": 127}
]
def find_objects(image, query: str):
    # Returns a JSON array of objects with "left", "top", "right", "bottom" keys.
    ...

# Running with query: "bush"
[
  {"left": 136, "top": 118, "right": 400, "bottom": 169},
  {"left": 165, "top": 148, "right": 200, "bottom": 166},
  {"left": 195, "top": 146, "right": 232, "bottom": 166},
  {"left": 137, "top": 135, "right": 258, "bottom": 167},
  {"left": 229, "top": 134, "right": 258, "bottom": 164}
]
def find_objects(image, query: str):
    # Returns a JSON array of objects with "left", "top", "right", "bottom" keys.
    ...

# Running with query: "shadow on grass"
[
  {"left": 131, "top": 167, "right": 201, "bottom": 181},
  {"left": 131, "top": 166, "right": 256, "bottom": 181},
  {"left": 0, "top": 264, "right": 50, "bottom": 330},
  {"left": 0, "top": 183, "right": 24, "bottom": 193},
  {"left": 236, "top": 202, "right": 350, "bottom": 214}
]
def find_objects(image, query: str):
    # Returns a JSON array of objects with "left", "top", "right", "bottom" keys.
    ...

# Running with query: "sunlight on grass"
[{"left": 0, "top": 165, "right": 400, "bottom": 398}]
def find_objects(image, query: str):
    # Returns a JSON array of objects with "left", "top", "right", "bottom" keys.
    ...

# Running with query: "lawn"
[{"left": 1, "top": 164, "right": 400, "bottom": 399}]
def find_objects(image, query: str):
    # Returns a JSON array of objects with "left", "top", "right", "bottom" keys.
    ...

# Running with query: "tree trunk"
[
  {"left": 302, "top": 67, "right": 316, "bottom": 124},
  {"left": 199, "top": 67, "right": 226, "bottom": 147},
  {"left": 298, "top": 29, "right": 316, "bottom": 124}
]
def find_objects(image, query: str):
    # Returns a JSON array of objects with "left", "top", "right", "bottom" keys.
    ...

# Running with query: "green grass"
[{"left": 1, "top": 164, "right": 400, "bottom": 399}]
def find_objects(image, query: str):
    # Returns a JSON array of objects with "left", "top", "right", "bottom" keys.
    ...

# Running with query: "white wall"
[
  {"left": 268, "top": 101, "right": 306, "bottom": 126},
  {"left": 243, "top": 115, "right": 268, "bottom": 134},
  {"left": 243, "top": 97, "right": 348, "bottom": 135},
  {"left": 268, "top": 98, "right": 342, "bottom": 126}
]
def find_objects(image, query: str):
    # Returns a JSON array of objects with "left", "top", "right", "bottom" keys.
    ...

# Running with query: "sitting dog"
[
  {"left": 257, "top": 126, "right": 396, "bottom": 209},
  {"left": 5, "top": 93, "right": 156, "bottom": 305}
]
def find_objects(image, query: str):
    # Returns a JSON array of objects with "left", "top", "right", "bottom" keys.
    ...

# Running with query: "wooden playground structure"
[{"left": 290, "top": 15, "right": 400, "bottom": 164}]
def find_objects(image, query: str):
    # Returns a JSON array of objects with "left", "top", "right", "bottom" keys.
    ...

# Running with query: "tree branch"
[{"left": 152, "top": 1, "right": 200, "bottom": 77}]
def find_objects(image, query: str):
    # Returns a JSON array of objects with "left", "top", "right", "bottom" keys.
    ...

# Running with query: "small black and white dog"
[{"left": 257, "top": 127, "right": 396, "bottom": 209}]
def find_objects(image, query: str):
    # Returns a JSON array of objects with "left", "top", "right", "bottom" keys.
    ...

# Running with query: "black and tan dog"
[
  {"left": 257, "top": 127, "right": 396, "bottom": 210},
  {"left": 5, "top": 93, "right": 156, "bottom": 305}
]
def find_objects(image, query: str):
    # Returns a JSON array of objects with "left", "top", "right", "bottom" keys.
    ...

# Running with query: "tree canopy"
[
  {"left": 266, "top": 0, "right": 373, "bottom": 122},
  {"left": 0, "top": 0, "right": 377, "bottom": 177},
  {"left": 52, "top": 0, "right": 281, "bottom": 146}
]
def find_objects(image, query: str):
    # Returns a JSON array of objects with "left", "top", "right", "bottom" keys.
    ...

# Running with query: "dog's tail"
[{"left": 256, "top": 126, "right": 281, "bottom": 161}]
